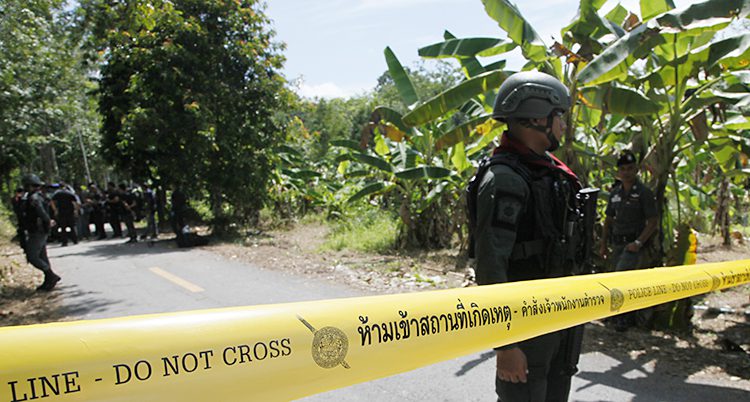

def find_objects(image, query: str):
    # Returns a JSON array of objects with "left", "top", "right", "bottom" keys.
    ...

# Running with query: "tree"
[
  {"left": 87, "top": 0, "right": 287, "bottom": 229},
  {"left": 0, "top": 0, "right": 99, "bottom": 188}
]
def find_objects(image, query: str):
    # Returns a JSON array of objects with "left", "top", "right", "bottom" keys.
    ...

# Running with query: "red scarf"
[{"left": 494, "top": 132, "right": 580, "bottom": 185}]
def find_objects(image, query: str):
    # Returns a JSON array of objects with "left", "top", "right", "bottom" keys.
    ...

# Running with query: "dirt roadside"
[{"left": 2, "top": 224, "right": 749, "bottom": 390}]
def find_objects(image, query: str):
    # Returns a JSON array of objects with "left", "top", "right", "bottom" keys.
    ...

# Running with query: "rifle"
[{"left": 577, "top": 187, "right": 600, "bottom": 274}]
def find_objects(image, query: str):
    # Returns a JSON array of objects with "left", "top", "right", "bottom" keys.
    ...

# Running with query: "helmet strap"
[
  {"left": 544, "top": 113, "right": 560, "bottom": 152},
  {"left": 526, "top": 112, "right": 560, "bottom": 152}
]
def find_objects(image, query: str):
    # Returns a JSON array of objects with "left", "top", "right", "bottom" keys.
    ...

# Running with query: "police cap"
[{"left": 617, "top": 150, "right": 637, "bottom": 166}]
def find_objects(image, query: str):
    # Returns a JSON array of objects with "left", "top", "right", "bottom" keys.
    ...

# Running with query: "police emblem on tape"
[
  {"left": 609, "top": 288, "right": 624, "bottom": 312},
  {"left": 297, "top": 315, "right": 350, "bottom": 369},
  {"left": 710, "top": 275, "right": 721, "bottom": 291}
]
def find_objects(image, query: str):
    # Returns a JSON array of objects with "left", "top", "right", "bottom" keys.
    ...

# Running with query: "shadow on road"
[
  {"left": 455, "top": 351, "right": 494, "bottom": 377},
  {"left": 49, "top": 236, "right": 199, "bottom": 260},
  {"left": 52, "top": 283, "right": 123, "bottom": 318},
  {"left": 576, "top": 322, "right": 750, "bottom": 401},
  {"left": 0, "top": 282, "right": 120, "bottom": 326}
]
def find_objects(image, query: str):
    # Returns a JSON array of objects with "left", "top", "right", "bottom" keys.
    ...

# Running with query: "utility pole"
[{"left": 77, "top": 126, "right": 92, "bottom": 184}]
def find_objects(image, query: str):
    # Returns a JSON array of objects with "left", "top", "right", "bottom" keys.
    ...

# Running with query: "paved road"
[{"left": 43, "top": 238, "right": 749, "bottom": 401}]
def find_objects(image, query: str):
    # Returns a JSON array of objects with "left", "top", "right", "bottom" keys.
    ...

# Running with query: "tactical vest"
[
  {"left": 22, "top": 191, "right": 49, "bottom": 234},
  {"left": 467, "top": 152, "right": 587, "bottom": 277}
]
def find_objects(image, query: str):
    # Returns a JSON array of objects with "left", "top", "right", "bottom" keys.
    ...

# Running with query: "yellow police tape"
[{"left": 1, "top": 260, "right": 749, "bottom": 401}]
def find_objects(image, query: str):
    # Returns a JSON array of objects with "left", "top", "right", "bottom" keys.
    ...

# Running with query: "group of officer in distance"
[
  {"left": 11, "top": 175, "right": 162, "bottom": 291},
  {"left": 470, "top": 71, "right": 656, "bottom": 401}
]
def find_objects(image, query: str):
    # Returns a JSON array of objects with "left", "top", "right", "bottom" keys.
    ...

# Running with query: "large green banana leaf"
[
  {"left": 419, "top": 38, "right": 510, "bottom": 59},
  {"left": 348, "top": 182, "right": 390, "bottom": 203},
  {"left": 655, "top": 0, "right": 750, "bottom": 33},
  {"left": 394, "top": 166, "right": 454, "bottom": 180},
  {"left": 605, "top": 3, "right": 629, "bottom": 27},
  {"left": 370, "top": 106, "right": 408, "bottom": 132},
  {"left": 577, "top": 24, "right": 663, "bottom": 85},
  {"left": 281, "top": 168, "right": 322, "bottom": 180},
  {"left": 384, "top": 47, "right": 419, "bottom": 107},
  {"left": 481, "top": 0, "right": 548, "bottom": 62},
  {"left": 402, "top": 70, "right": 507, "bottom": 127},
  {"left": 578, "top": 0, "right": 750, "bottom": 85},
  {"left": 724, "top": 115, "right": 750, "bottom": 130},
  {"left": 708, "top": 136, "right": 741, "bottom": 173},
  {"left": 578, "top": 85, "right": 661, "bottom": 115},
  {"left": 641, "top": 0, "right": 676, "bottom": 21},
  {"left": 351, "top": 153, "right": 394, "bottom": 173},
  {"left": 330, "top": 139, "right": 361, "bottom": 151},
  {"left": 443, "top": 30, "right": 485, "bottom": 78},
  {"left": 435, "top": 115, "right": 492, "bottom": 150},
  {"left": 563, "top": 0, "right": 614, "bottom": 42}
]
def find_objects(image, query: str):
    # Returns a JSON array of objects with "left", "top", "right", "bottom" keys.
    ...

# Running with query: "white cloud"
[{"left": 297, "top": 82, "right": 372, "bottom": 100}]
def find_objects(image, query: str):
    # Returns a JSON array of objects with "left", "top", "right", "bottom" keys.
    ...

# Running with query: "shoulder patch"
[{"left": 492, "top": 188, "right": 525, "bottom": 230}]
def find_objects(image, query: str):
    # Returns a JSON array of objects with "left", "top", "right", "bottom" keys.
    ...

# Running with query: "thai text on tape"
[{"left": 1, "top": 260, "right": 749, "bottom": 401}]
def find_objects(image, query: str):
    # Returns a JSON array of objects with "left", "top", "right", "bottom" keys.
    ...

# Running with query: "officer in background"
[
  {"left": 471, "top": 71, "right": 586, "bottom": 401},
  {"left": 106, "top": 182, "right": 123, "bottom": 238},
  {"left": 51, "top": 181, "right": 80, "bottom": 246},
  {"left": 141, "top": 182, "right": 158, "bottom": 240},
  {"left": 88, "top": 183, "right": 107, "bottom": 240},
  {"left": 599, "top": 150, "right": 658, "bottom": 330},
  {"left": 119, "top": 183, "right": 138, "bottom": 243},
  {"left": 20, "top": 174, "right": 61, "bottom": 291}
]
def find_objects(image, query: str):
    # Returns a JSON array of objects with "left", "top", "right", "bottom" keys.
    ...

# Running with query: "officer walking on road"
[
  {"left": 470, "top": 71, "right": 592, "bottom": 401},
  {"left": 599, "top": 150, "right": 658, "bottom": 330},
  {"left": 20, "top": 174, "right": 61, "bottom": 291}
]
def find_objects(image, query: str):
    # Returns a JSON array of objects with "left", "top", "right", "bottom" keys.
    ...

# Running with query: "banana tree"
[
  {"left": 577, "top": 0, "right": 750, "bottom": 258},
  {"left": 339, "top": 47, "right": 506, "bottom": 249},
  {"left": 413, "top": 1, "right": 662, "bottom": 186}
]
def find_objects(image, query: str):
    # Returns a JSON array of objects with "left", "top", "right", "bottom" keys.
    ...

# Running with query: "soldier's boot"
[{"left": 37, "top": 271, "right": 61, "bottom": 291}]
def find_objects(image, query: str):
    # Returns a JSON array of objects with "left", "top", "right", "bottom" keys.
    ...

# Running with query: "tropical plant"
[
  {"left": 85, "top": 0, "right": 287, "bottom": 230},
  {"left": 577, "top": 0, "right": 750, "bottom": 254},
  {"left": 338, "top": 47, "right": 507, "bottom": 249},
  {"left": 0, "top": 0, "right": 99, "bottom": 188}
]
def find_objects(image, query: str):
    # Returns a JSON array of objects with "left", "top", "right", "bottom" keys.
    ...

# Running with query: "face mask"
[{"left": 546, "top": 132, "right": 560, "bottom": 152}]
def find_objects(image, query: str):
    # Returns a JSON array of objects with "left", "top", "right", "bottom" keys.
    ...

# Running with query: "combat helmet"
[
  {"left": 492, "top": 71, "right": 570, "bottom": 122},
  {"left": 21, "top": 174, "right": 44, "bottom": 187}
]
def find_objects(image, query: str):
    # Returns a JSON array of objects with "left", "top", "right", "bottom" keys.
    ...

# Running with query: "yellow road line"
[{"left": 149, "top": 267, "right": 204, "bottom": 293}]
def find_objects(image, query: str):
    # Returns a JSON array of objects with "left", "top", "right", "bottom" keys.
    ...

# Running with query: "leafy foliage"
[
  {"left": 87, "top": 0, "right": 287, "bottom": 227},
  {"left": 0, "top": 0, "right": 99, "bottom": 187}
]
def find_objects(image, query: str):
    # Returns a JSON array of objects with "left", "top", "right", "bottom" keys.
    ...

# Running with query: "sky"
[{"left": 266, "top": 0, "right": 695, "bottom": 99}]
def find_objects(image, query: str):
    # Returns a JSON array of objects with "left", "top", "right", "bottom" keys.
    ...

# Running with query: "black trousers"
[
  {"left": 91, "top": 209, "right": 106, "bottom": 239},
  {"left": 122, "top": 212, "right": 137, "bottom": 240},
  {"left": 56, "top": 215, "right": 78, "bottom": 245},
  {"left": 495, "top": 328, "right": 580, "bottom": 402},
  {"left": 109, "top": 212, "right": 122, "bottom": 237}
]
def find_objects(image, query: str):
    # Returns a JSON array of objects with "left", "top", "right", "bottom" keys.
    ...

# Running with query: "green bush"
[{"left": 322, "top": 208, "right": 398, "bottom": 253}]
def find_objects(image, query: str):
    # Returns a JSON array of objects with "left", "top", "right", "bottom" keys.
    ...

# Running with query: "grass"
[
  {"left": 0, "top": 205, "right": 17, "bottom": 243},
  {"left": 321, "top": 209, "right": 398, "bottom": 254}
]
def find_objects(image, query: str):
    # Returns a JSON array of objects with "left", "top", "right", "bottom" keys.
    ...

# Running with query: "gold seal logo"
[
  {"left": 312, "top": 326, "right": 349, "bottom": 369},
  {"left": 297, "top": 315, "right": 350, "bottom": 369},
  {"left": 710, "top": 275, "right": 721, "bottom": 291},
  {"left": 609, "top": 288, "right": 624, "bottom": 312}
]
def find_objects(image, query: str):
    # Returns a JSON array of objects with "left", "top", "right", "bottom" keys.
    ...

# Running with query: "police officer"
[
  {"left": 599, "top": 150, "right": 658, "bottom": 330},
  {"left": 20, "top": 174, "right": 61, "bottom": 291},
  {"left": 473, "top": 71, "right": 584, "bottom": 401},
  {"left": 88, "top": 183, "right": 107, "bottom": 240},
  {"left": 599, "top": 150, "right": 657, "bottom": 271},
  {"left": 106, "top": 181, "right": 123, "bottom": 238},
  {"left": 51, "top": 181, "right": 80, "bottom": 246},
  {"left": 118, "top": 183, "right": 138, "bottom": 243}
]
